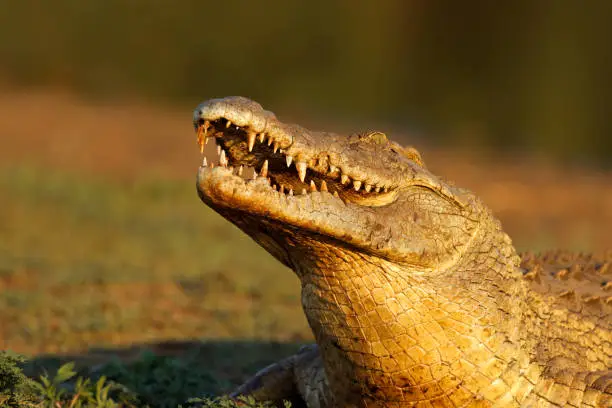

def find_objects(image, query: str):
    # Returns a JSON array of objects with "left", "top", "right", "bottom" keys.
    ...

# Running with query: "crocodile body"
[{"left": 192, "top": 97, "right": 611, "bottom": 407}]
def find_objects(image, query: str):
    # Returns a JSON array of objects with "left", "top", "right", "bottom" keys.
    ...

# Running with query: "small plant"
[
  {"left": 0, "top": 352, "right": 292, "bottom": 407},
  {"left": 30, "top": 362, "right": 133, "bottom": 407},
  {"left": 97, "top": 350, "right": 224, "bottom": 407},
  {"left": 0, "top": 350, "right": 37, "bottom": 407},
  {"left": 185, "top": 395, "right": 291, "bottom": 408}
]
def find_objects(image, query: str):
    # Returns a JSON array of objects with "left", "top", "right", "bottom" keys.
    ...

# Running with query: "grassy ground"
[
  {"left": 0, "top": 166, "right": 309, "bottom": 405},
  {"left": 1, "top": 89, "right": 611, "bottom": 406},
  {"left": 0, "top": 165, "right": 310, "bottom": 350}
]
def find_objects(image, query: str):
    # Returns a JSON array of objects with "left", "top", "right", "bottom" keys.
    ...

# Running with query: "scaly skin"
[{"left": 192, "top": 97, "right": 611, "bottom": 407}]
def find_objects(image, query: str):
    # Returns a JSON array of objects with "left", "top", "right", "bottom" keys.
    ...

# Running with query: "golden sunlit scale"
[{"left": 192, "top": 96, "right": 611, "bottom": 407}]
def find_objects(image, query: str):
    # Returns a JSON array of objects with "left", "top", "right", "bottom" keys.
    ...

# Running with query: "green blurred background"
[{"left": 2, "top": 0, "right": 611, "bottom": 164}]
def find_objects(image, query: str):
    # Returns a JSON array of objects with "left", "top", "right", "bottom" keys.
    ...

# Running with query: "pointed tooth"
[
  {"left": 235, "top": 125, "right": 240, "bottom": 130},
  {"left": 210, "top": 163, "right": 215, "bottom": 169},
  {"left": 252, "top": 170, "right": 258, "bottom": 179},
  {"left": 217, "top": 145, "right": 221, "bottom": 155},
  {"left": 202, "top": 157, "right": 208, "bottom": 167},
  {"left": 273, "top": 142, "right": 279, "bottom": 153},
  {"left": 341, "top": 174, "right": 350, "bottom": 184},
  {"left": 238, "top": 165, "right": 244, "bottom": 176},
  {"left": 364, "top": 184, "right": 372, "bottom": 193},
  {"left": 279, "top": 149, "right": 284, "bottom": 154},
  {"left": 247, "top": 132, "right": 256, "bottom": 152},
  {"left": 268, "top": 137, "right": 274, "bottom": 146},
  {"left": 200, "top": 143, "right": 204, "bottom": 153},
  {"left": 329, "top": 165, "right": 337, "bottom": 174},
  {"left": 258, "top": 133, "right": 266, "bottom": 143},
  {"left": 219, "top": 149, "right": 227, "bottom": 166},
  {"left": 320, "top": 180, "right": 328, "bottom": 192},
  {"left": 310, "top": 180, "right": 317, "bottom": 192},
  {"left": 375, "top": 186, "right": 381, "bottom": 193},
  {"left": 261, "top": 160, "right": 269, "bottom": 178},
  {"left": 229, "top": 166, "right": 234, "bottom": 173},
  {"left": 205, "top": 137, "right": 209, "bottom": 145},
  {"left": 296, "top": 162, "right": 307, "bottom": 182},
  {"left": 353, "top": 180, "right": 362, "bottom": 191},
  {"left": 301, "top": 188, "right": 307, "bottom": 195},
  {"left": 225, "top": 120, "right": 232, "bottom": 128},
  {"left": 333, "top": 191, "right": 340, "bottom": 198},
  {"left": 289, "top": 189, "right": 293, "bottom": 196},
  {"left": 384, "top": 187, "right": 388, "bottom": 192},
  {"left": 280, "top": 185, "right": 285, "bottom": 193},
  {"left": 286, "top": 155, "right": 293, "bottom": 167}
]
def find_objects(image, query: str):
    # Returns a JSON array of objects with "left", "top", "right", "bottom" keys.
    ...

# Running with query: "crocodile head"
[{"left": 193, "top": 97, "right": 484, "bottom": 272}]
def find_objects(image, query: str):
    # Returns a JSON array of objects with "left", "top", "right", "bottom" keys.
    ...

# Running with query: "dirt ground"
[{"left": 2, "top": 87, "right": 611, "bottom": 251}]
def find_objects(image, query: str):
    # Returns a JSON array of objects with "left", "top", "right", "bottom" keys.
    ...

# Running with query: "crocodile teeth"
[
  {"left": 260, "top": 160, "right": 269, "bottom": 178},
  {"left": 197, "top": 118, "right": 394, "bottom": 198},
  {"left": 247, "top": 132, "right": 256, "bottom": 152},
  {"left": 296, "top": 162, "right": 307, "bottom": 182}
]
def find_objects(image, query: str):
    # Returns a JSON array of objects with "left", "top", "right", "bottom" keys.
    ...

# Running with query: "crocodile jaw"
[
  {"left": 192, "top": 97, "right": 411, "bottom": 263},
  {"left": 196, "top": 164, "right": 380, "bottom": 247},
  {"left": 193, "top": 96, "right": 479, "bottom": 269}
]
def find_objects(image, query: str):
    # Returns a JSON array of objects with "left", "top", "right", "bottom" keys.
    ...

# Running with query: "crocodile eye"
[{"left": 363, "top": 131, "right": 388, "bottom": 144}]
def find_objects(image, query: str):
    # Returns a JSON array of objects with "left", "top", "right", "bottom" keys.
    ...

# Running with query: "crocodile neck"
[{"left": 294, "top": 218, "right": 530, "bottom": 404}]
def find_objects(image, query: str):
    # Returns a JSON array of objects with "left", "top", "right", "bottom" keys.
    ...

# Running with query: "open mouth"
[{"left": 195, "top": 117, "right": 396, "bottom": 206}]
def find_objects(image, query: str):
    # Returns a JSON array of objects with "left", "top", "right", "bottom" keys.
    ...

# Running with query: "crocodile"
[{"left": 192, "top": 96, "right": 611, "bottom": 407}]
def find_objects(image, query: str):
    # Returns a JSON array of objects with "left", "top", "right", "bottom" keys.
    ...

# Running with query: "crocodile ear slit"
[{"left": 401, "top": 146, "right": 425, "bottom": 168}]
